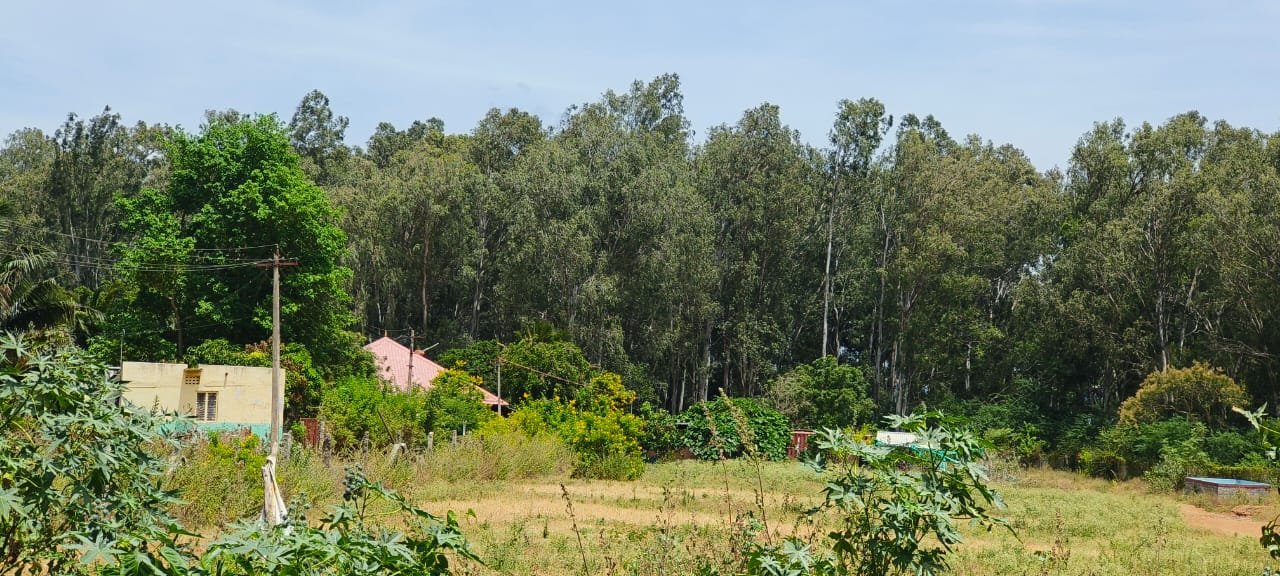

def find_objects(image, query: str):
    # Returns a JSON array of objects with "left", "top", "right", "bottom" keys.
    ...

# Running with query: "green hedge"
[{"left": 681, "top": 396, "right": 790, "bottom": 461}]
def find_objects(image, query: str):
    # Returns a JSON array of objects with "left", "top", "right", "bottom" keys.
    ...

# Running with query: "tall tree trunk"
[
  {"left": 420, "top": 235, "right": 431, "bottom": 336},
  {"left": 171, "top": 297, "right": 184, "bottom": 358},
  {"left": 821, "top": 187, "right": 836, "bottom": 357}
]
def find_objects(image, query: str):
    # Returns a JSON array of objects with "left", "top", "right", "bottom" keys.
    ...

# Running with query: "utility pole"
[
  {"left": 408, "top": 328, "right": 415, "bottom": 389},
  {"left": 495, "top": 357, "right": 502, "bottom": 416},
  {"left": 256, "top": 248, "right": 298, "bottom": 450}
]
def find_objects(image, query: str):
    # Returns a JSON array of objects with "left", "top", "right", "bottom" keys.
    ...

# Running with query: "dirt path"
[{"left": 1179, "top": 503, "right": 1264, "bottom": 538}]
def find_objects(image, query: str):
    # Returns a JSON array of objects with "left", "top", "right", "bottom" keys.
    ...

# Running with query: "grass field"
[
  {"left": 402, "top": 460, "right": 1276, "bottom": 575},
  {"left": 176, "top": 445, "right": 1280, "bottom": 575}
]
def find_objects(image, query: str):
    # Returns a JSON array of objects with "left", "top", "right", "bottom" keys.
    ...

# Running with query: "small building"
[
  {"left": 1185, "top": 476, "right": 1272, "bottom": 498},
  {"left": 120, "top": 361, "right": 275, "bottom": 437},
  {"left": 364, "top": 337, "right": 507, "bottom": 408}
]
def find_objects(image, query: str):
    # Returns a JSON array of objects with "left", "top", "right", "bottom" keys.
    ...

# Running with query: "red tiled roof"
[{"left": 363, "top": 337, "right": 507, "bottom": 407}]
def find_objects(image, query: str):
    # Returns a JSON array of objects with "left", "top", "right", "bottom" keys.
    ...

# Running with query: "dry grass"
[{"left": 175, "top": 446, "right": 1280, "bottom": 575}]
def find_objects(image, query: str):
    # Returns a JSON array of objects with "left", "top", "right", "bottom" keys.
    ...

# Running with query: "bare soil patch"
[{"left": 1179, "top": 503, "right": 1263, "bottom": 537}]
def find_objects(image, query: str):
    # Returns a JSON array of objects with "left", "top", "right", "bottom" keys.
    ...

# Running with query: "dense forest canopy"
[{"left": 3, "top": 74, "right": 1279, "bottom": 433}]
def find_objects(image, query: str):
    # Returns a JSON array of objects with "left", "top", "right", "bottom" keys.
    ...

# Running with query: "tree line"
[{"left": 3, "top": 74, "right": 1279, "bottom": 434}]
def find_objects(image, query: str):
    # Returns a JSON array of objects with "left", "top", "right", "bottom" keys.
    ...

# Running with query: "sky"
[{"left": 1, "top": 0, "right": 1276, "bottom": 170}]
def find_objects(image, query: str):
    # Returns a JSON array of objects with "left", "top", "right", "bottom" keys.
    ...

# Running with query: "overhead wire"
[
  {"left": 0, "top": 218, "right": 276, "bottom": 264},
  {"left": 0, "top": 246, "right": 265, "bottom": 273}
]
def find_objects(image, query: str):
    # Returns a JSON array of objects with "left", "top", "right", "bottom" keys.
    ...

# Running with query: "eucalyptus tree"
[
  {"left": 40, "top": 109, "right": 158, "bottom": 288},
  {"left": 822, "top": 98, "right": 891, "bottom": 359},
  {"left": 288, "top": 89, "right": 352, "bottom": 185},
  {"left": 466, "top": 108, "right": 545, "bottom": 338},
  {"left": 0, "top": 128, "right": 57, "bottom": 248},
  {"left": 697, "top": 103, "right": 823, "bottom": 397}
]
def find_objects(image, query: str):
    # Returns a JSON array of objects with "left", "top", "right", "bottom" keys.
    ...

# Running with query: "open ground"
[{"left": 208, "top": 455, "right": 1278, "bottom": 575}]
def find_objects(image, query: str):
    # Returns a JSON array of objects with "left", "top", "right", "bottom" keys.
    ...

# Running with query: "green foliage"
[
  {"left": 0, "top": 332, "right": 189, "bottom": 574},
  {"left": 1119, "top": 362, "right": 1249, "bottom": 428},
  {"left": 747, "top": 411, "right": 1007, "bottom": 576},
  {"left": 442, "top": 336, "right": 593, "bottom": 403},
  {"left": 981, "top": 425, "right": 1046, "bottom": 466},
  {"left": 165, "top": 434, "right": 268, "bottom": 528},
  {"left": 0, "top": 248, "right": 80, "bottom": 334},
  {"left": 1076, "top": 446, "right": 1127, "bottom": 479},
  {"left": 423, "top": 368, "right": 493, "bottom": 436},
  {"left": 682, "top": 396, "right": 791, "bottom": 461},
  {"left": 765, "top": 357, "right": 874, "bottom": 430},
  {"left": 1142, "top": 439, "right": 1211, "bottom": 492},
  {"left": 1080, "top": 417, "right": 1209, "bottom": 479},
  {"left": 319, "top": 375, "right": 430, "bottom": 448},
  {"left": 438, "top": 339, "right": 501, "bottom": 383},
  {"left": 479, "top": 372, "right": 644, "bottom": 480},
  {"left": 1232, "top": 405, "right": 1280, "bottom": 561},
  {"left": 190, "top": 467, "right": 479, "bottom": 575},
  {"left": 108, "top": 113, "right": 359, "bottom": 371},
  {"left": 1202, "top": 430, "right": 1257, "bottom": 465},
  {"left": 637, "top": 401, "right": 684, "bottom": 457}
]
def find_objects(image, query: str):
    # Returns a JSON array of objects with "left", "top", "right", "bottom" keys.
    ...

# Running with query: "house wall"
[{"left": 120, "top": 361, "right": 277, "bottom": 437}]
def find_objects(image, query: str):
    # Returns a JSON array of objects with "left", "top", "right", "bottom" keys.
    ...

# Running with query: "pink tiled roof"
[{"left": 364, "top": 337, "right": 507, "bottom": 407}]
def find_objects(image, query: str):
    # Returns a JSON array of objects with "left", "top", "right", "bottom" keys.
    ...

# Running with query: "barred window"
[{"left": 195, "top": 392, "right": 217, "bottom": 421}]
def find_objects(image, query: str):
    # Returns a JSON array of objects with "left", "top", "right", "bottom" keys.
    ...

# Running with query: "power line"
[
  {"left": 0, "top": 218, "right": 276, "bottom": 262},
  {"left": 0, "top": 245, "right": 267, "bottom": 273}
]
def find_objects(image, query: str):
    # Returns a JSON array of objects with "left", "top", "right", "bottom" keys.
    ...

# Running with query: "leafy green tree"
[
  {"left": 0, "top": 128, "right": 57, "bottom": 248},
  {"left": 42, "top": 109, "right": 161, "bottom": 288},
  {"left": 109, "top": 114, "right": 358, "bottom": 371},
  {"left": 697, "top": 104, "right": 822, "bottom": 397},
  {"left": 822, "top": 98, "right": 891, "bottom": 358},
  {"left": 1119, "top": 362, "right": 1249, "bottom": 428},
  {"left": 424, "top": 368, "right": 493, "bottom": 435},
  {"left": 766, "top": 357, "right": 874, "bottom": 430},
  {"left": 288, "top": 89, "right": 351, "bottom": 185},
  {"left": 444, "top": 335, "right": 594, "bottom": 403}
]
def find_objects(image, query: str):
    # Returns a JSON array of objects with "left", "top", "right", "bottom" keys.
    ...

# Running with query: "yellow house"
[{"left": 120, "top": 361, "right": 278, "bottom": 437}]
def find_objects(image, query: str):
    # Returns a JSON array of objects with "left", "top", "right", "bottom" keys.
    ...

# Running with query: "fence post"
[{"left": 427, "top": 431, "right": 434, "bottom": 452}]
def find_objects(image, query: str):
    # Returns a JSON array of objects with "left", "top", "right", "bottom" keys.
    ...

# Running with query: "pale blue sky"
[{"left": 1, "top": 1, "right": 1276, "bottom": 169}]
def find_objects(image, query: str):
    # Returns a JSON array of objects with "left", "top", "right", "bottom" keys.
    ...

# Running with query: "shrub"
[
  {"left": 1077, "top": 446, "right": 1127, "bottom": 479},
  {"left": 165, "top": 433, "right": 268, "bottom": 528},
  {"left": 424, "top": 368, "right": 494, "bottom": 436},
  {"left": 1081, "top": 417, "right": 1207, "bottom": 479},
  {"left": 765, "top": 357, "right": 875, "bottom": 430},
  {"left": 1143, "top": 439, "right": 1211, "bottom": 492},
  {"left": 1203, "top": 430, "right": 1258, "bottom": 465},
  {"left": 478, "top": 372, "right": 645, "bottom": 480},
  {"left": 0, "top": 332, "right": 190, "bottom": 574},
  {"left": 682, "top": 396, "right": 790, "bottom": 461},
  {"left": 637, "top": 401, "right": 684, "bottom": 459},
  {"left": 1119, "top": 362, "right": 1249, "bottom": 428},
  {"left": 982, "top": 425, "right": 1046, "bottom": 466},
  {"left": 319, "top": 375, "right": 430, "bottom": 449},
  {"left": 747, "top": 411, "right": 1008, "bottom": 576}
]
